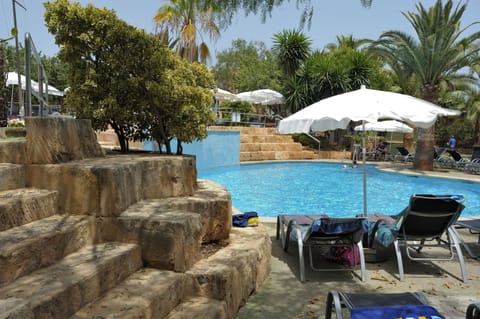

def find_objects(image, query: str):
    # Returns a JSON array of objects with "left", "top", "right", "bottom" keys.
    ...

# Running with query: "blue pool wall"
[{"left": 144, "top": 130, "right": 240, "bottom": 171}]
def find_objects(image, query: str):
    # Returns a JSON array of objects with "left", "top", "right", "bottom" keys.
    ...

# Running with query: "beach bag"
[
  {"left": 232, "top": 211, "right": 258, "bottom": 227},
  {"left": 330, "top": 241, "right": 361, "bottom": 266}
]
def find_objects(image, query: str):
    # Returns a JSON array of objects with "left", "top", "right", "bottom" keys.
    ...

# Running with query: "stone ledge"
[
  {"left": 0, "top": 141, "right": 26, "bottom": 164},
  {"left": 0, "top": 188, "right": 58, "bottom": 231},
  {"left": 25, "top": 117, "right": 105, "bottom": 164},
  {"left": 0, "top": 242, "right": 142, "bottom": 319},
  {"left": 186, "top": 224, "right": 272, "bottom": 319},
  {"left": 25, "top": 155, "right": 197, "bottom": 216},
  {"left": 97, "top": 209, "right": 203, "bottom": 272},
  {"left": 0, "top": 215, "right": 95, "bottom": 286},
  {"left": 72, "top": 268, "right": 187, "bottom": 318}
]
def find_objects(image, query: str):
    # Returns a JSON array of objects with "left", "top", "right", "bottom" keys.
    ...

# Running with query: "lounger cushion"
[{"left": 351, "top": 304, "right": 445, "bottom": 319}]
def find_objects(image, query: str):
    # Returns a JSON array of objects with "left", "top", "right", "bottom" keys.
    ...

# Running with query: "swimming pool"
[{"left": 199, "top": 162, "right": 480, "bottom": 218}]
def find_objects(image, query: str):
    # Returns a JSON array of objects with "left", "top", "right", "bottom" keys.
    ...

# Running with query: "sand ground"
[{"left": 236, "top": 163, "right": 480, "bottom": 319}]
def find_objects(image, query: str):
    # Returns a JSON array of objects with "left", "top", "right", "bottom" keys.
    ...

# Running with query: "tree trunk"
[
  {"left": 475, "top": 117, "right": 480, "bottom": 145},
  {"left": 176, "top": 140, "right": 183, "bottom": 155},
  {"left": 413, "top": 126, "right": 434, "bottom": 171},
  {"left": 403, "top": 132, "right": 415, "bottom": 154},
  {"left": 110, "top": 122, "right": 129, "bottom": 153}
]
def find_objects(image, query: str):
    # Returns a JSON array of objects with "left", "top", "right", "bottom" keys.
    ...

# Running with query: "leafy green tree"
[
  {"left": 370, "top": 0, "right": 480, "bottom": 170},
  {"left": 272, "top": 29, "right": 311, "bottom": 77},
  {"left": 284, "top": 45, "right": 376, "bottom": 113},
  {"left": 45, "top": 0, "right": 146, "bottom": 151},
  {"left": 212, "top": 39, "right": 282, "bottom": 93},
  {"left": 154, "top": 0, "right": 221, "bottom": 63},
  {"left": 139, "top": 55, "right": 215, "bottom": 154},
  {"left": 325, "top": 35, "right": 371, "bottom": 52},
  {"left": 45, "top": 0, "right": 214, "bottom": 154}
]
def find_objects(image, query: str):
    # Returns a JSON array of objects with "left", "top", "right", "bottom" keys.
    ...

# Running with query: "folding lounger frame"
[
  {"left": 455, "top": 219, "right": 480, "bottom": 259},
  {"left": 276, "top": 215, "right": 366, "bottom": 282},
  {"left": 392, "top": 195, "right": 467, "bottom": 283}
]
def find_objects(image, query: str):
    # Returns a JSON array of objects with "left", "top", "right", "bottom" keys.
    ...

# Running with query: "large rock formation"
[{"left": 0, "top": 117, "right": 271, "bottom": 319}]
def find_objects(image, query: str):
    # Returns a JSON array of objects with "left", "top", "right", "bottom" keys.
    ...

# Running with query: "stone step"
[
  {"left": 238, "top": 127, "right": 278, "bottom": 136},
  {"left": 240, "top": 134, "right": 293, "bottom": 143},
  {"left": 0, "top": 242, "right": 142, "bottom": 319},
  {"left": 240, "top": 143, "right": 303, "bottom": 152},
  {"left": 186, "top": 225, "right": 271, "bottom": 319},
  {"left": 97, "top": 179, "right": 231, "bottom": 250},
  {"left": 240, "top": 150, "right": 310, "bottom": 161},
  {"left": 165, "top": 297, "right": 228, "bottom": 319},
  {"left": 26, "top": 155, "right": 196, "bottom": 217},
  {"left": 0, "top": 214, "right": 95, "bottom": 286},
  {"left": 0, "top": 188, "right": 58, "bottom": 231},
  {"left": 208, "top": 126, "right": 277, "bottom": 136},
  {"left": 0, "top": 164, "right": 25, "bottom": 191},
  {"left": 71, "top": 268, "right": 186, "bottom": 319},
  {"left": 100, "top": 207, "right": 203, "bottom": 273},
  {"left": 96, "top": 181, "right": 230, "bottom": 272},
  {"left": 0, "top": 140, "right": 26, "bottom": 164}
]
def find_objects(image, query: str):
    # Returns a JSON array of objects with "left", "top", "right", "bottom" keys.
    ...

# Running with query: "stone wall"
[{"left": 25, "top": 117, "right": 104, "bottom": 164}]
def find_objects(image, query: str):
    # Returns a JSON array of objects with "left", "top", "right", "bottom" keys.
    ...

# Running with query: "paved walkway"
[{"left": 236, "top": 162, "right": 480, "bottom": 319}]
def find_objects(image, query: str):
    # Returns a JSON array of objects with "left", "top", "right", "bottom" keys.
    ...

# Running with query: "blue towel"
[
  {"left": 311, "top": 218, "right": 367, "bottom": 235},
  {"left": 232, "top": 211, "right": 258, "bottom": 227},
  {"left": 351, "top": 304, "right": 445, "bottom": 319}
]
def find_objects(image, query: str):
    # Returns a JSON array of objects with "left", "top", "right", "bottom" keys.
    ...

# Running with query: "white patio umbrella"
[
  {"left": 278, "top": 85, "right": 461, "bottom": 215},
  {"left": 212, "top": 88, "right": 239, "bottom": 102},
  {"left": 354, "top": 120, "right": 414, "bottom": 153},
  {"left": 236, "top": 89, "right": 285, "bottom": 105},
  {"left": 353, "top": 120, "right": 413, "bottom": 133},
  {"left": 6, "top": 71, "right": 65, "bottom": 97}
]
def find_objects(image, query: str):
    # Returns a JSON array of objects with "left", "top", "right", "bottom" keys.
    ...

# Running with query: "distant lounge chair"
[
  {"left": 367, "top": 194, "right": 467, "bottom": 282},
  {"left": 461, "top": 145, "right": 480, "bottom": 173},
  {"left": 455, "top": 218, "right": 480, "bottom": 258},
  {"left": 446, "top": 150, "right": 471, "bottom": 169},
  {"left": 434, "top": 147, "right": 447, "bottom": 160},
  {"left": 394, "top": 146, "right": 414, "bottom": 162},
  {"left": 276, "top": 215, "right": 367, "bottom": 282},
  {"left": 325, "top": 290, "right": 445, "bottom": 319},
  {"left": 465, "top": 160, "right": 480, "bottom": 174}
]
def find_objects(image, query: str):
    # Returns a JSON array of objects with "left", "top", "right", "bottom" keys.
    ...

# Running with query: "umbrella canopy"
[
  {"left": 6, "top": 71, "right": 65, "bottom": 97},
  {"left": 278, "top": 85, "right": 459, "bottom": 134},
  {"left": 278, "top": 85, "right": 460, "bottom": 216},
  {"left": 353, "top": 120, "right": 413, "bottom": 133},
  {"left": 212, "top": 88, "right": 239, "bottom": 102},
  {"left": 236, "top": 89, "right": 285, "bottom": 105}
]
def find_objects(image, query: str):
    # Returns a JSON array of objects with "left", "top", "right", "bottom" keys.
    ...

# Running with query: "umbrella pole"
[{"left": 362, "top": 121, "right": 367, "bottom": 216}]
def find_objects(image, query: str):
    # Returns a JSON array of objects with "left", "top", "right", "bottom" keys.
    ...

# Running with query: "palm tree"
[
  {"left": 325, "top": 35, "right": 371, "bottom": 52},
  {"left": 370, "top": 0, "right": 480, "bottom": 171},
  {"left": 272, "top": 29, "right": 312, "bottom": 77},
  {"left": 154, "top": 0, "right": 221, "bottom": 63}
]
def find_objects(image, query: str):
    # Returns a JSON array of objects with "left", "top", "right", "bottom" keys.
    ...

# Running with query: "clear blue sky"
[{"left": 1, "top": 0, "right": 479, "bottom": 66}]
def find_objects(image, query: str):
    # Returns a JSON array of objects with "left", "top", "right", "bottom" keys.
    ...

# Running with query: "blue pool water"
[{"left": 199, "top": 162, "right": 480, "bottom": 218}]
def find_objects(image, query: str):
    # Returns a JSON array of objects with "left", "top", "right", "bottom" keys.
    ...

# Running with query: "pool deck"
[{"left": 236, "top": 161, "right": 480, "bottom": 319}]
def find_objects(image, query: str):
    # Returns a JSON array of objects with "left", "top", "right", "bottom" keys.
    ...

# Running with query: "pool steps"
[
  {"left": 0, "top": 118, "right": 271, "bottom": 319},
  {"left": 211, "top": 126, "right": 316, "bottom": 161}
]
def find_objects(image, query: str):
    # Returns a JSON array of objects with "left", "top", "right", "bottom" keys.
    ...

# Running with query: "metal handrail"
[{"left": 25, "top": 32, "right": 50, "bottom": 117}]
